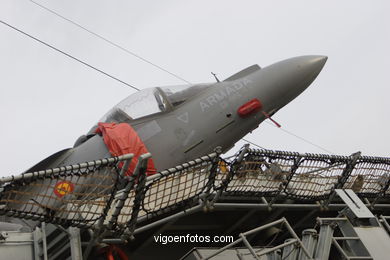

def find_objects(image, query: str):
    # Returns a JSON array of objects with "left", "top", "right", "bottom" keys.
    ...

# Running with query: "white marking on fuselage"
[
  {"left": 199, "top": 79, "right": 252, "bottom": 112},
  {"left": 177, "top": 112, "right": 189, "bottom": 123}
]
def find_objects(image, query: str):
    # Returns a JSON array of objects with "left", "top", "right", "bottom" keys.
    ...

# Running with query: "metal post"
[
  {"left": 121, "top": 154, "right": 151, "bottom": 240},
  {"left": 68, "top": 227, "right": 83, "bottom": 260},
  {"left": 299, "top": 229, "right": 317, "bottom": 260},
  {"left": 282, "top": 238, "right": 298, "bottom": 260},
  {"left": 283, "top": 218, "right": 313, "bottom": 259},
  {"left": 33, "top": 227, "right": 41, "bottom": 260},
  {"left": 106, "top": 158, "right": 136, "bottom": 230},
  {"left": 33, "top": 226, "right": 48, "bottom": 260},
  {"left": 314, "top": 221, "right": 335, "bottom": 260},
  {"left": 41, "top": 222, "right": 48, "bottom": 260},
  {"left": 83, "top": 156, "right": 133, "bottom": 259}
]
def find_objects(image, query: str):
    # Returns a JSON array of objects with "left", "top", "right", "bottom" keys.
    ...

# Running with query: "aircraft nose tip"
[
  {"left": 296, "top": 55, "right": 328, "bottom": 84},
  {"left": 297, "top": 55, "right": 327, "bottom": 72},
  {"left": 307, "top": 55, "right": 328, "bottom": 71},
  {"left": 311, "top": 55, "right": 328, "bottom": 62}
]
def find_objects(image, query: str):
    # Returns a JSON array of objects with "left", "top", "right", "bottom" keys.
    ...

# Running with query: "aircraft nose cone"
[
  {"left": 258, "top": 55, "right": 327, "bottom": 112},
  {"left": 291, "top": 55, "right": 327, "bottom": 87},
  {"left": 279, "top": 55, "right": 327, "bottom": 99}
]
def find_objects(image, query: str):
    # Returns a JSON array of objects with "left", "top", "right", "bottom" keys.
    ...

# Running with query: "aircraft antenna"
[
  {"left": 211, "top": 72, "right": 220, "bottom": 82},
  {"left": 29, "top": 0, "right": 192, "bottom": 85},
  {"left": 0, "top": 19, "right": 140, "bottom": 91}
]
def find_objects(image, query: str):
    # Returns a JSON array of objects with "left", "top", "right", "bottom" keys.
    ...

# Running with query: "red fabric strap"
[{"left": 96, "top": 122, "right": 156, "bottom": 176}]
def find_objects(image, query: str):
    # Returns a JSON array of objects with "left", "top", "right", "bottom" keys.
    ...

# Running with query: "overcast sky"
[{"left": 1, "top": 0, "right": 389, "bottom": 176}]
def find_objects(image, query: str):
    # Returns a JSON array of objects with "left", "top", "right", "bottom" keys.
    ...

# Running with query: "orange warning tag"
[{"left": 53, "top": 181, "right": 74, "bottom": 198}]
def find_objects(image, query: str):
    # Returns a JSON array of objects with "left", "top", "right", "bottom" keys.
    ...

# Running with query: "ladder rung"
[
  {"left": 348, "top": 257, "right": 373, "bottom": 260},
  {"left": 333, "top": 236, "right": 360, "bottom": 240}
]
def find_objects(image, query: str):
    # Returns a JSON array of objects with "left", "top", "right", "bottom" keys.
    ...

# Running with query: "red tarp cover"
[{"left": 96, "top": 122, "right": 156, "bottom": 176}]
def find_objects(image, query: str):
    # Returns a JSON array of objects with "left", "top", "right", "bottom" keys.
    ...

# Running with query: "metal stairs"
[
  {"left": 32, "top": 223, "right": 83, "bottom": 260},
  {"left": 181, "top": 189, "right": 390, "bottom": 260}
]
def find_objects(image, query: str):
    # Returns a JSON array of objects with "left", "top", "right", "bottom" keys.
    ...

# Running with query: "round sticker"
[{"left": 54, "top": 181, "right": 74, "bottom": 198}]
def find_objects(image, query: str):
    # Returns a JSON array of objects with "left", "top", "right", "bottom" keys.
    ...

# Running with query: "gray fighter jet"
[{"left": 27, "top": 55, "right": 327, "bottom": 173}]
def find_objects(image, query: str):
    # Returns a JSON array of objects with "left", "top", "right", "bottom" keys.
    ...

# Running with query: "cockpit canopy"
[{"left": 100, "top": 84, "right": 211, "bottom": 123}]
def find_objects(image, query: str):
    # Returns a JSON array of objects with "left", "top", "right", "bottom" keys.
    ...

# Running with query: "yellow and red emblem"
[{"left": 53, "top": 181, "right": 74, "bottom": 198}]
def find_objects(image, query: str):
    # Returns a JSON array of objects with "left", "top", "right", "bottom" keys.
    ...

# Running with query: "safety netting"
[
  {"left": 1, "top": 145, "right": 390, "bottom": 234},
  {"left": 0, "top": 156, "right": 127, "bottom": 228},
  {"left": 224, "top": 148, "right": 390, "bottom": 201},
  {"left": 138, "top": 153, "right": 219, "bottom": 220}
]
